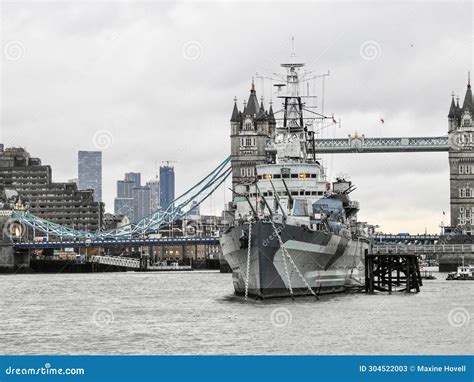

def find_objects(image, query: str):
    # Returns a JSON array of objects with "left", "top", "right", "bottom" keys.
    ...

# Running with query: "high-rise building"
[
  {"left": 159, "top": 165, "right": 175, "bottom": 210},
  {"left": 146, "top": 178, "right": 160, "bottom": 212},
  {"left": 133, "top": 186, "right": 151, "bottom": 222},
  {"left": 0, "top": 147, "right": 103, "bottom": 231},
  {"left": 117, "top": 180, "right": 135, "bottom": 198},
  {"left": 125, "top": 172, "right": 141, "bottom": 187},
  {"left": 114, "top": 179, "right": 135, "bottom": 221},
  {"left": 78, "top": 151, "right": 102, "bottom": 202}
]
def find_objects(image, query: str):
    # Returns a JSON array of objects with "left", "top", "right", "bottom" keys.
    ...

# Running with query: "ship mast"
[
  {"left": 274, "top": 47, "right": 310, "bottom": 164},
  {"left": 279, "top": 55, "right": 305, "bottom": 133}
]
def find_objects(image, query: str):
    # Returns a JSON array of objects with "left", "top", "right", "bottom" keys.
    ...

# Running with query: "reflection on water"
[{"left": 0, "top": 270, "right": 472, "bottom": 354}]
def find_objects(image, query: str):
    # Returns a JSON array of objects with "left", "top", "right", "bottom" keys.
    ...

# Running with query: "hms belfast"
[{"left": 220, "top": 55, "right": 372, "bottom": 299}]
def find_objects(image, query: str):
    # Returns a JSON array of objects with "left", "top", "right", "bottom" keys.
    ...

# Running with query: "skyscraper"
[
  {"left": 125, "top": 172, "right": 141, "bottom": 187},
  {"left": 133, "top": 186, "right": 151, "bottom": 221},
  {"left": 117, "top": 180, "right": 135, "bottom": 198},
  {"left": 146, "top": 178, "right": 160, "bottom": 212},
  {"left": 78, "top": 151, "right": 102, "bottom": 202},
  {"left": 159, "top": 165, "right": 175, "bottom": 211}
]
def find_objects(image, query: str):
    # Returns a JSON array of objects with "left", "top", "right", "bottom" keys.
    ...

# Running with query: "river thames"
[{"left": 0, "top": 270, "right": 472, "bottom": 354}]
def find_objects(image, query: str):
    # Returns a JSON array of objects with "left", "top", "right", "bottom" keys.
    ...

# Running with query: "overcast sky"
[{"left": 1, "top": 1, "right": 472, "bottom": 233}]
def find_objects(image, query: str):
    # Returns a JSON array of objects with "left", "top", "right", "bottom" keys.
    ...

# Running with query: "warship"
[{"left": 220, "top": 54, "right": 372, "bottom": 299}]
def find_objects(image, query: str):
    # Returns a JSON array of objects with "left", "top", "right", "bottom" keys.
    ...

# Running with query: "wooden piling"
[{"left": 365, "top": 252, "right": 422, "bottom": 293}]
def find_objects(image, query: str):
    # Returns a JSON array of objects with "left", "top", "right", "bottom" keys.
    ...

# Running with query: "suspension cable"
[{"left": 12, "top": 157, "right": 232, "bottom": 241}]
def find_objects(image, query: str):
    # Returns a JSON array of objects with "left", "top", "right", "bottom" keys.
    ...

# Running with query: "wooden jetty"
[{"left": 365, "top": 251, "right": 423, "bottom": 293}]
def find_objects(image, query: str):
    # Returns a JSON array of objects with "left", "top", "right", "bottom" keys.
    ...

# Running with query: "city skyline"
[
  {"left": 114, "top": 170, "right": 160, "bottom": 221},
  {"left": 1, "top": 2, "right": 472, "bottom": 233}
]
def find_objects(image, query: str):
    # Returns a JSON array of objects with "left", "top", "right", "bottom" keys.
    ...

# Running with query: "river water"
[{"left": 0, "top": 270, "right": 472, "bottom": 354}]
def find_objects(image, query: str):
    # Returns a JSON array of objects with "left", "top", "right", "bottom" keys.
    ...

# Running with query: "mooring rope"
[
  {"left": 269, "top": 219, "right": 293, "bottom": 297},
  {"left": 269, "top": 219, "right": 318, "bottom": 300},
  {"left": 244, "top": 220, "right": 252, "bottom": 300}
]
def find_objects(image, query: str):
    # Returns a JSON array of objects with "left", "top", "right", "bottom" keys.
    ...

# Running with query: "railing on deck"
[{"left": 373, "top": 244, "right": 474, "bottom": 254}]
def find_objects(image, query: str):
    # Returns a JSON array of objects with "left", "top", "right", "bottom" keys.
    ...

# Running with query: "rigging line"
[
  {"left": 313, "top": 122, "right": 339, "bottom": 134},
  {"left": 301, "top": 107, "right": 329, "bottom": 118}
]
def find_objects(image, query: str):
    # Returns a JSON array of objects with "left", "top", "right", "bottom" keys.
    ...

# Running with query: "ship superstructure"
[{"left": 220, "top": 54, "right": 371, "bottom": 299}]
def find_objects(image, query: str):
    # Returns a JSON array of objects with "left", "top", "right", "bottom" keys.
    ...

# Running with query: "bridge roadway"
[
  {"left": 374, "top": 234, "right": 439, "bottom": 244},
  {"left": 313, "top": 135, "right": 449, "bottom": 153},
  {"left": 13, "top": 233, "right": 441, "bottom": 250},
  {"left": 373, "top": 243, "right": 474, "bottom": 255},
  {"left": 13, "top": 236, "right": 220, "bottom": 250},
  {"left": 88, "top": 255, "right": 193, "bottom": 270}
]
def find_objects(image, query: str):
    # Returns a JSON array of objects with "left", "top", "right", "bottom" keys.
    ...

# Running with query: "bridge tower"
[
  {"left": 229, "top": 80, "right": 275, "bottom": 195},
  {"left": 448, "top": 74, "right": 474, "bottom": 232}
]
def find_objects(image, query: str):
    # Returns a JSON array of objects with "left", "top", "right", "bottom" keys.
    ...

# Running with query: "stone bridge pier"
[{"left": 0, "top": 213, "right": 30, "bottom": 273}]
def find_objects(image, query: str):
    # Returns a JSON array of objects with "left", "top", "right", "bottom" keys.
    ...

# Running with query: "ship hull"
[{"left": 220, "top": 220, "right": 369, "bottom": 299}]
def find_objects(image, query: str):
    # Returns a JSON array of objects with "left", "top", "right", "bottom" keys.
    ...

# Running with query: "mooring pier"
[{"left": 365, "top": 252, "right": 423, "bottom": 293}]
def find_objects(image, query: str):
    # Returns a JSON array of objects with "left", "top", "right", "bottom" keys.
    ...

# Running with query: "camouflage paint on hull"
[{"left": 220, "top": 220, "right": 369, "bottom": 299}]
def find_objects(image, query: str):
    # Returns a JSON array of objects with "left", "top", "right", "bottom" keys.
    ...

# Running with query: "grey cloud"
[{"left": 1, "top": 1, "right": 472, "bottom": 234}]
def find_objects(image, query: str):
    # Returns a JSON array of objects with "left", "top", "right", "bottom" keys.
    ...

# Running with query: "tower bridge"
[
  {"left": 13, "top": 236, "right": 220, "bottom": 250},
  {"left": 2, "top": 76, "right": 473, "bottom": 272},
  {"left": 313, "top": 135, "right": 449, "bottom": 153}
]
